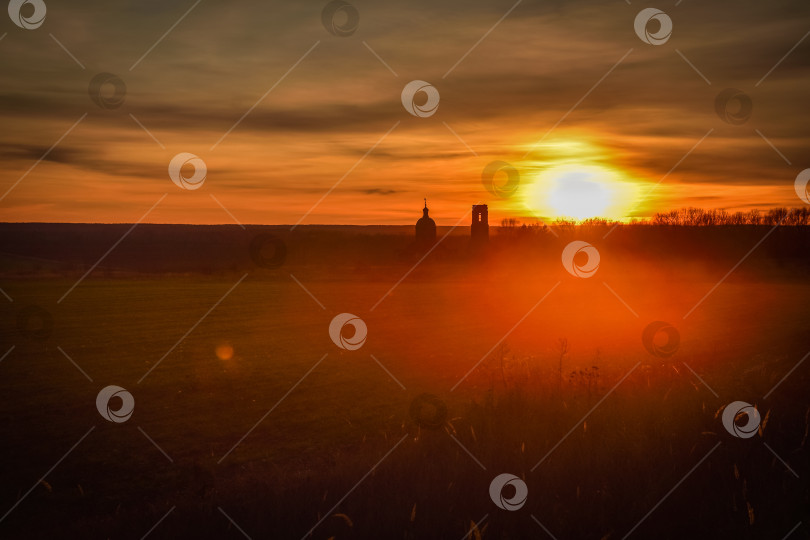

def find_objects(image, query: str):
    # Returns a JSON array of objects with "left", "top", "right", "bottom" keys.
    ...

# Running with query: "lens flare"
[{"left": 216, "top": 343, "right": 234, "bottom": 360}]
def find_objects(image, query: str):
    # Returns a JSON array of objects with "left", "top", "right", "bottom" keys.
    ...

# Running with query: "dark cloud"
[
  {"left": 360, "top": 188, "right": 400, "bottom": 195},
  {"left": 0, "top": 143, "right": 83, "bottom": 165}
]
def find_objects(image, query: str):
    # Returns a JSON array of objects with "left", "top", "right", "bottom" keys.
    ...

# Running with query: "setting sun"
[{"left": 524, "top": 164, "right": 639, "bottom": 221}]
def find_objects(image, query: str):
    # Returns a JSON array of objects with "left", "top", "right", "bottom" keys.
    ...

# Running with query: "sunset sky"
[{"left": 1, "top": 0, "right": 809, "bottom": 225}]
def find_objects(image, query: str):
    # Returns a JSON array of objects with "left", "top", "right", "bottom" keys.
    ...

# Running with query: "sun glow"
[{"left": 524, "top": 164, "right": 638, "bottom": 221}]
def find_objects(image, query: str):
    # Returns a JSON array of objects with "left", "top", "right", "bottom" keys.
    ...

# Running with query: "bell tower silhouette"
[{"left": 471, "top": 204, "right": 488, "bottom": 244}]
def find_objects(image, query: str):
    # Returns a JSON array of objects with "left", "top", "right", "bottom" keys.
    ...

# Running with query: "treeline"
[
  {"left": 649, "top": 207, "right": 810, "bottom": 226},
  {"left": 501, "top": 207, "right": 810, "bottom": 228}
]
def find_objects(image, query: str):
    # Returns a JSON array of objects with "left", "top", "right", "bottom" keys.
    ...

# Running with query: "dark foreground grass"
[{"left": 0, "top": 273, "right": 808, "bottom": 539}]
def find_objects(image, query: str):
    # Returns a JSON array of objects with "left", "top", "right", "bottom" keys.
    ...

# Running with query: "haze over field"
[{"left": 1, "top": 222, "right": 809, "bottom": 537}]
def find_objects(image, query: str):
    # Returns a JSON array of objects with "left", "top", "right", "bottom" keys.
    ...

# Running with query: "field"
[{"left": 1, "top": 224, "right": 809, "bottom": 539}]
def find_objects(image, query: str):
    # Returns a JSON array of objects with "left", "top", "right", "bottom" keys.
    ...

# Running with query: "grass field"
[{"left": 1, "top": 252, "right": 809, "bottom": 538}]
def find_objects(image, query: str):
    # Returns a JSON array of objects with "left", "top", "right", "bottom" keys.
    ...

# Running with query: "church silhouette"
[
  {"left": 415, "top": 198, "right": 436, "bottom": 247},
  {"left": 415, "top": 200, "right": 488, "bottom": 248}
]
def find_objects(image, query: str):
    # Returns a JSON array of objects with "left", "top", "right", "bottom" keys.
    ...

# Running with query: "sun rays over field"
[{"left": 2, "top": 225, "right": 810, "bottom": 538}]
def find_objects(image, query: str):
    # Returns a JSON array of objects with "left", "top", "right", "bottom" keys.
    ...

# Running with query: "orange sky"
[{"left": 1, "top": 0, "right": 809, "bottom": 225}]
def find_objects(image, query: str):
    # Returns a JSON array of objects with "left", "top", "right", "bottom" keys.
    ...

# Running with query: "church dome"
[
  {"left": 415, "top": 199, "right": 437, "bottom": 245},
  {"left": 417, "top": 206, "right": 435, "bottom": 227}
]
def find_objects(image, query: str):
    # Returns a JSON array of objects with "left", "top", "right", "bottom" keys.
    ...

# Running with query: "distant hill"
[
  {"left": 1, "top": 222, "right": 808, "bottom": 278},
  {"left": 0, "top": 223, "right": 468, "bottom": 276}
]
